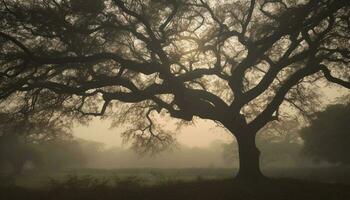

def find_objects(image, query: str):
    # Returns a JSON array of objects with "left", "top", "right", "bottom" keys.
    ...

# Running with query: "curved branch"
[
  {"left": 249, "top": 64, "right": 323, "bottom": 132},
  {"left": 320, "top": 65, "right": 350, "bottom": 89}
]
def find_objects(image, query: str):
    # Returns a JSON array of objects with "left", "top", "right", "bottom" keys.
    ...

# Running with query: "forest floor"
[{"left": 1, "top": 167, "right": 350, "bottom": 200}]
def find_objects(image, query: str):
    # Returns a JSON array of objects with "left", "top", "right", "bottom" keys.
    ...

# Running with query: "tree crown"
[{"left": 1, "top": 0, "right": 349, "bottom": 151}]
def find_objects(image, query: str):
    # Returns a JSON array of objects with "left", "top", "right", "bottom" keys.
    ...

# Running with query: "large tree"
[{"left": 0, "top": 0, "right": 349, "bottom": 180}]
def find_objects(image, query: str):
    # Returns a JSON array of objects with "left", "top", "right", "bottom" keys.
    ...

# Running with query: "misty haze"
[{"left": 1, "top": 0, "right": 350, "bottom": 200}]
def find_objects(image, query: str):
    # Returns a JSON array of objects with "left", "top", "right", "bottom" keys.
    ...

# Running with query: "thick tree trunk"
[{"left": 235, "top": 132, "right": 264, "bottom": 181}]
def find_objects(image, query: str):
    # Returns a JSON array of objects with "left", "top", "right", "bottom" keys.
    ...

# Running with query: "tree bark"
[{"left": 235, "top": 132, "right": 265, "bottom": 181}]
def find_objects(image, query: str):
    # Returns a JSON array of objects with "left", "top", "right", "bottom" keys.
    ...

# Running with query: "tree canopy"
[{"left": 1, "top": 0, "right": 349, "bottom": 179}]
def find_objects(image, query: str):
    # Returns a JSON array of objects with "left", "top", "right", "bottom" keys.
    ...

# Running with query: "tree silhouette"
[
  {"left": 0, "top": 132, "right": 40, "bottom": 175},
  {"left": 0, "top": 0, "right": 349, "bottom": 180},
  {"left": 0, "top": 111, "right": 72, "bottom": 175},
  {"left": 300, "top": 103, "right": 350, "bottom": 165}
]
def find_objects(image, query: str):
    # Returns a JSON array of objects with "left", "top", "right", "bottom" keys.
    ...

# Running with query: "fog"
[
  {"left": 81, "top": 140, "right": 227, "bottom": 169},
  {"left": 1, "top": 86, "right": 346, "bottom": 174},
  {"left": 68, "top": 85, "right": 347, "bottom": 170},
  {"left": 73, "top": 118, "right": 232, "bottom": 148},
  {"left": 72, "top": 118, "right": 234, "bottom": 168},
  {"left": 69, "top": 133, "right": 310, "bottom": 170}
]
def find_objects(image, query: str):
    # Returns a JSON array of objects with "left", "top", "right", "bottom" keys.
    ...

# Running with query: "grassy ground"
[
  {"left": 1, "top": 167, "right": 350, "bottom": 200},
  {"left": 3, "top": 168, "right": 235, "bottom": 188},
  {"left": 7, "top": 167, "right": 350, "bottom": 188},
  {"left": 1, "top": 177, "right": 350, "bottom": 200}
]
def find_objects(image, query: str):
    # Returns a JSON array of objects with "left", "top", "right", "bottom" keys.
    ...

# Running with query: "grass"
[
  {"left": 1, "top": 176, "right": 350, "bottom": 200},
  {"left": 4, "top": 168, "right": 235, "bottom": 188},
  {"left": 1, "top": 167, "right": 350, "bottom": 200}
]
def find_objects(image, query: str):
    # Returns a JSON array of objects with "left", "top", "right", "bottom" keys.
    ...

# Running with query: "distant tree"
[
  {"left": 0, "top": 111, "right": 73, "bottom": 174},
  {"left": 0, "top": 136, "right": 87, "bottom": 174},
  {"left": 300, "top": 103, "right": 350, "bottom": 165},
  {"left": 0, "top": 0, "right": 349, "bottom": 180},
  {"left": 0, "top": 133, "right": 41, "bottom": 175},
  {"left": 38, "top": 139, "right": 87, "bottom": 170},
  {"left": 258, "top": 138, "right": 302, "bottom": 168}
]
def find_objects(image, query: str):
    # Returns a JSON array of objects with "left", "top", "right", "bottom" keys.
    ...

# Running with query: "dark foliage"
[{"left": 300, "top": 103, "right": 350, "bottom": 164}]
